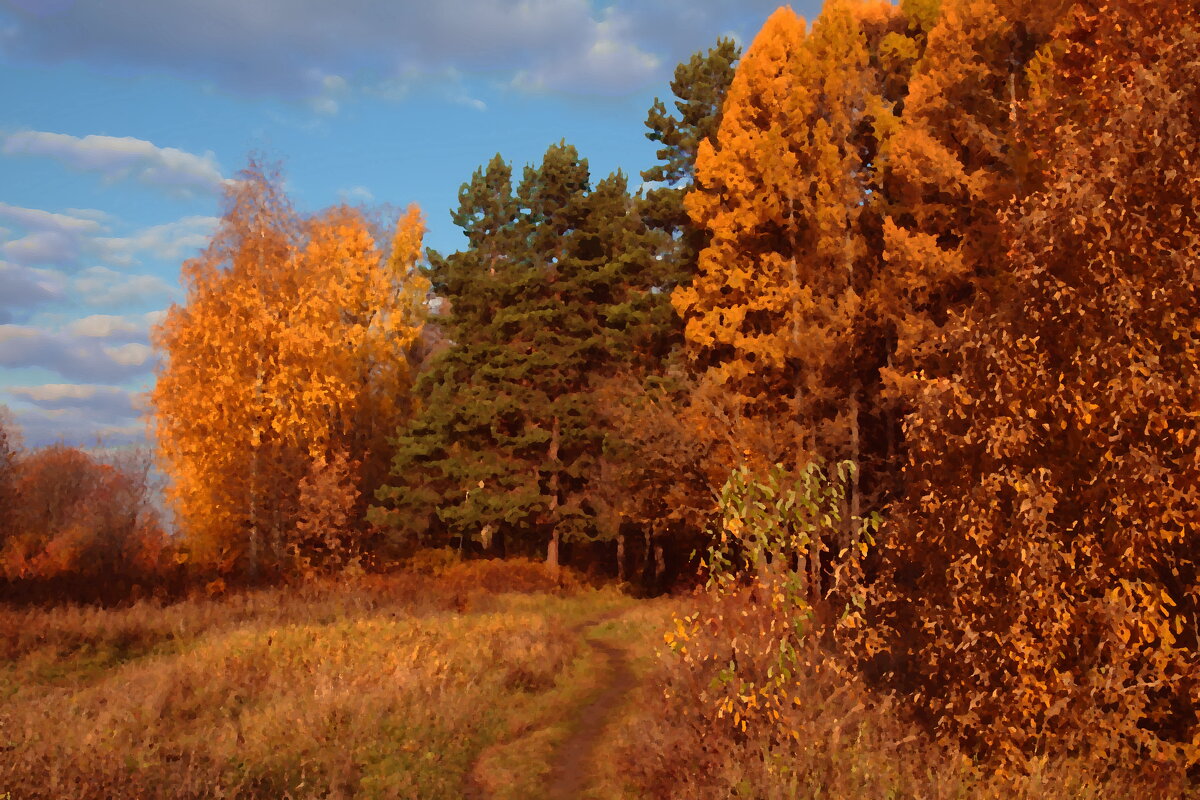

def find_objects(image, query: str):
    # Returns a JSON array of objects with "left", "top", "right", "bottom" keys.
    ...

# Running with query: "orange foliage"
[
  {"left": 677, "top": 4, "right": 873, "bottom": 420},
  {"left": 666, "top": 0, "right": 1200, "bottom": 774},
  {"left": 152, "top": 159, "right": 427, "bottom": 578},
  {"left": 675, "top": 0, "right": 909, "bottom": 564},
  {"left": 0, "top": 445, "right": 172, "bottom": 589},
  {"left": 874, "top": 0, "right": 1069, "bottom": 388},
  {"left": 868, "top": 0, "right": 1200, "bottom": 766},
  {"left": 292, "top": 447, "right": 361, "bottom": 574}
]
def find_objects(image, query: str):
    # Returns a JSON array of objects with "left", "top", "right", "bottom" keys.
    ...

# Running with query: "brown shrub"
[
  {"left": 0, "top": 445, "right": 176, "bottom": 602},
  {"left": 620, "top": 586, "right": 1198, "bottom": 800}
]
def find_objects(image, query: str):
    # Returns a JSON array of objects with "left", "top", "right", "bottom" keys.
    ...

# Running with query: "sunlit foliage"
[{"left": 152, "top": 160, "right": 426, "bottom": 577}]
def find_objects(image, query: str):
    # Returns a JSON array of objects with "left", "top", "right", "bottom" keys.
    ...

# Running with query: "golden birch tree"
[{"left": 153, "top": 161, "right": 426, "bottom": 577}]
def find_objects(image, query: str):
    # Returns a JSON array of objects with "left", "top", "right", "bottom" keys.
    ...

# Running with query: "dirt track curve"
[{"left": 544, "top": 627, "right": 636, "bottom": 800}]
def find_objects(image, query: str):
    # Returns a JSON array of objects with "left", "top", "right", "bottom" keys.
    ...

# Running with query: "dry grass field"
[
  {"left": 0, "top": 557, "right": 666, "bottom": 799},
  {"left": 3, "top": 556, "right": 1197, "bottom": 800}
]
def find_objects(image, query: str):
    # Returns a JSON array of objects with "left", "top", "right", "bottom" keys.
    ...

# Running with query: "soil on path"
[
  {"left": 463, "top": 610, "right": 643, "bottom": 800},
  {"left": 544, "top": 625, "right": 637, "bottom": 800}
]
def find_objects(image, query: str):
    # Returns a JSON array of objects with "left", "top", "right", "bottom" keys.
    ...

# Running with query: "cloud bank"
[
  {"left": 0, "top": 0, "right": 789, "bottom": 100},
  {"left": 3, "top": 131, "right": 230, "bottom": 196},
  {"left": 0, "top": 201, "right": 217, "bottom": 273},
  {"left": 6, "top": 383, "right": 140, "bottom": 424},
  {"left": 0, "top": 315, "right": 159, "bottom": 383},
  {"left": 0, "top": 260, "right": 65, "bottom": 322}
]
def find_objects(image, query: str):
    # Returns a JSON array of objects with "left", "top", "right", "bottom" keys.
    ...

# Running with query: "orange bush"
[{"left": 0, "top": 444, "right": 175, "bottom": 597}]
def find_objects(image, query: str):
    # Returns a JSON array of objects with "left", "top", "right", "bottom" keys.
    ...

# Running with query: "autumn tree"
[
  {"left": 591, "top": 371, "right": 807, "bottom": 586},
  {"left": 292, "top": 447, "right": 361, "bottom": 574},
  {"left": 674, "top": 0, "right": 1078, "bottom": 523},
  {"left": 152, "top": 161, "right": 297, "bottom": 575},
  {"left": 153, "top": 159, "right": 426, "bottom": 578},
  {"left": 674, "top": 1, "right": 912, "bottom": 553},
  {"left": 0, "top": 444, "right": 170, "bottom": 594},
  {"left": 868, "top": 0, "right": 1200, "bottom": 764},
  {"left": 280, "top": 203, "right": 427, "bottom": 538},
  {"left": 873, "top": 0, "right": 1071, "bottom": 446}
]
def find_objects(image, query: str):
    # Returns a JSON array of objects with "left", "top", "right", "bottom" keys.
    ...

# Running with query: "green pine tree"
[
  {"left": 372, "top": 144, "right": 659, "bottom": 566},
  {"left": 639, "top": 37, "right": 740, "bottom": 295}
]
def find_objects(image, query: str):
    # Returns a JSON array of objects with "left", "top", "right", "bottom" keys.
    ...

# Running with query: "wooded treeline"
[
  {"left": 146, "top": 34, "right": 745, "bottom": 588},
  {"left": 3, "top": 0, "right": 1197, "bottom": 770}
]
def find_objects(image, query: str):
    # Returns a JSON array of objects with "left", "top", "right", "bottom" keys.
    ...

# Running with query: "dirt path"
[
  {"left": 463, "top": 610, "right": 643, "bottom": 800},
  {"left": 544, "top": 625, "right": 637, "bottom": 800}
]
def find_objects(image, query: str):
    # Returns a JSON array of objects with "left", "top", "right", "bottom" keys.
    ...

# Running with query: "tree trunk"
[
  {"left": 545, "top": 415, "right": 561, "bottom": 575},
  {"left": 546, "top": 527, "right": 560, "bottom": 574},
  {"left": 885, "top": 353, "right": 896, "bottom": 477},
  {"left": 616, "top": 530, "right": 626, "bottom": 582},
  {"left": 248, "top": 229, "right": 269, "bottom": 582},
  {"left": 643, "top": 527, "right": 653, "bottom": 588},
  {"left": 247, "top": 479, "right": 259, "bottom": 580},
  {"left": 248, "top": 362, "right": 264, "bottom": 582},
  {"left": 270, "top": 491, "right": 283, "bottom": 575},
  {"left": 849, "top": 389, "right": 861, "bottom": 525}
]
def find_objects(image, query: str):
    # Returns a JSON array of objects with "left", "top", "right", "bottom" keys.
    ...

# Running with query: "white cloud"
[
  {"left": 449, "top": 89, "right": 487, "bottom": 112},
  {"left": 63, "top": 208, "right": 114, "bottom": 223},
  {"left": 75, "top": 266, "right": 179, "bottom": 308},
  {"left": 3, "top": 131, "right": 230, "bottom": 196},
  {"left": 5, "top": 383, "right": 138, "bottom": 421},
  {"left": 306, "top": 72, "right": 349, "bottom": 116},
  {"left": 0, "top": 322, "right": 157, "bottom": 382},
  {"left": 0, "top": 260, "right": 66, "bottom": 321},
  {"left": 0, "top": 202, "right": 105, "bottom": 235},
  {"left": 96, "top": 215, "right": 218, "bottom": 266},
  {"left": 67, "top": 314, "right": 143, "bottom": 339},
  {"left": 11, "top": 384, "right": 105, "bottom": 404},
  {"left": 0, "top": 309, "right": 164, "bottom": 444},
  {"left": 0, "top": 202, "right": 108, "bottom": 269},
  {"left": 0, "top": 201, "right": 213, "bottom": 275},
  {"left": 513, "top": 8, "right": 660, "bottom": 93},
  {"left": 337, "top": 185, "right": 375, "bottom": 204},
  {"left": 3, "top": 402, "right": 146, "bottom": 448},
  {"left": 102, "top": 342, "right": 152, "bottom": 367},
  {"left": 2, "top": 230, "right": 81, "bottom": 267}
]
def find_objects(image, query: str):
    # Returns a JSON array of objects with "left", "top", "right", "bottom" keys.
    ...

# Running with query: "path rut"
[{"left": 544, "top": 626, "right": 636, "bottom": 800}]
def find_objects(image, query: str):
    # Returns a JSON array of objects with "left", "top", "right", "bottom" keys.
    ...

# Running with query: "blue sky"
[{"left": 0, "top": 0, "right": 819, "bottom": 447}]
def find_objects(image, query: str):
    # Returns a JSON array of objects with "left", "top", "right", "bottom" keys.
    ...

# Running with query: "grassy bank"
[{"left": 0, "top": 559, "right": 636, "bottom": 799}]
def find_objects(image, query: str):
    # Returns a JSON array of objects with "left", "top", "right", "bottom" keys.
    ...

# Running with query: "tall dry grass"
[{"left": 0, "top": 556, "right": 621, "bottom": 799}]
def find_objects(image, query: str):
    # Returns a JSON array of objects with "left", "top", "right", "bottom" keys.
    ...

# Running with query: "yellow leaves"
[
  {"left": 152, "top": 163, "right": 426, "bottom": 573},
  {"left": 678, "top": 2, "right": 883, "bottom": 421},
  {"left": 389, "top": 204, "right": 426, "bottom": 277}
]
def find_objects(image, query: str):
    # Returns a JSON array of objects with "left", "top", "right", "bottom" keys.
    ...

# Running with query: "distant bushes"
[
  {"left": 0, "top": 400, "right": 580, "bottom": 608},
  {"left": 0, "top": 416, "right": 178, "bottom": 603}
]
